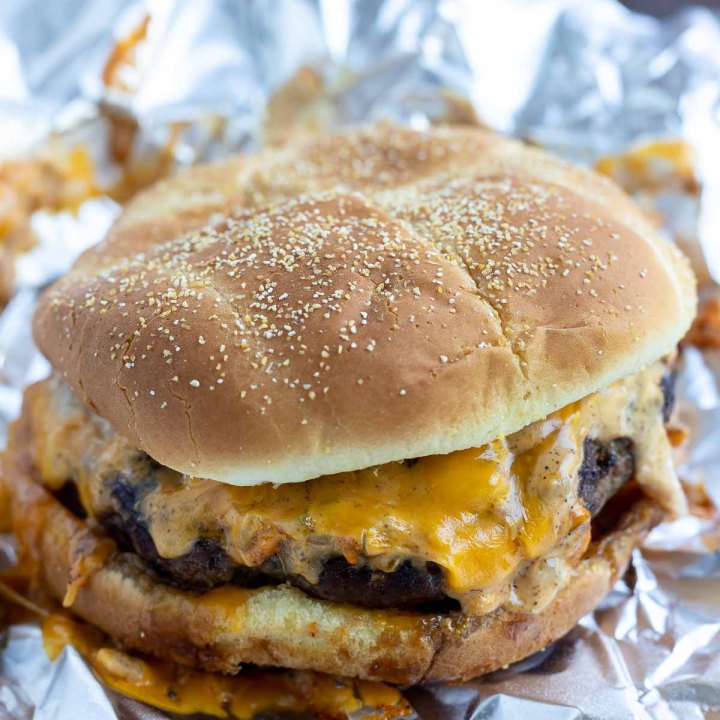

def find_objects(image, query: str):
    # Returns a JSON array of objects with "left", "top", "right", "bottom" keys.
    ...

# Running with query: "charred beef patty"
[
  {"left": 100, "top": 466, "right": 453, "bottom": 611},
  {"left": 577, "top": 438, "right": 634, "bottom": 516},
  {"left": 51, "top": 374, "right": 673, "bottom": 611}
]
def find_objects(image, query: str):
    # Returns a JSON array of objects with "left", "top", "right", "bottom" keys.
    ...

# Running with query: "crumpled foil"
[{"left": 1, "top": 0, "right": 720, "bottom": 718}]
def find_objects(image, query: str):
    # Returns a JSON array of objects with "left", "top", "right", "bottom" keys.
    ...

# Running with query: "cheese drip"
[
  {"left": 24, "top": 363, "right": 681, "bottom": 615},
  {"left": 42, "top": 613, "right": 410, "bottom": 719}
]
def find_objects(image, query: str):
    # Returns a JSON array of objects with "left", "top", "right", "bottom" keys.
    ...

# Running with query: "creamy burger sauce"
[{"left": 24, "top": 363, "right": 682, "bottom": 615}]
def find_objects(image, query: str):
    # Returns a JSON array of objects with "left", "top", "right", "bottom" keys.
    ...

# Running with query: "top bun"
[{"left": 34, "top": 124, "right": 696, "bottom": 486}]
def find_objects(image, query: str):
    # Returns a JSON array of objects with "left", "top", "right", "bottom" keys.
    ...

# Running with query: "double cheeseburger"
[{"left": 5, "top": 124, "right": 696, "bottom": 685}]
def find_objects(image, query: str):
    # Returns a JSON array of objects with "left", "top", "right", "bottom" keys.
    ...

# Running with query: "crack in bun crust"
[{"left": 33, "top": 124, "right": 696, "bottom": 486}]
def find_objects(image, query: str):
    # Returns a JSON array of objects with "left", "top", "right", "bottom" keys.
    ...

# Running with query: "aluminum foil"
[{"left": 2, "top": 0, "right": 720, "bottom": 718}]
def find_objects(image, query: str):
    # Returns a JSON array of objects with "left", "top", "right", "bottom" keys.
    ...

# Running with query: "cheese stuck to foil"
[{"left": 42, "top": 613, "right": 411, "bottom": 719}]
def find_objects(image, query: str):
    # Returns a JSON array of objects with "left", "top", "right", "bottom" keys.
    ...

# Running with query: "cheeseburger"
[{"left": 5, "top": 124, "right": 696, "bottom": 684}]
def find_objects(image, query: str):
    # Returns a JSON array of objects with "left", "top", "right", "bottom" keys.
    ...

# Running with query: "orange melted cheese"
[
  {"left": 0, "top": 145, "right": 97, "bottom": 238},
  {"left": 146, "top": 412, "right": 585, "bottom": 592},
  {"left": 42, "top": 613, "right": 410, "bottom": 719},
  {"left": 23, "top": 362, "right": 681, "bottom": 615},
  {"left": 596, "top": 140, "right": 697, "bottom": 194}
]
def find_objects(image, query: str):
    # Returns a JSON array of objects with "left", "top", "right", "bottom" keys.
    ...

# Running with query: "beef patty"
[{"left": 100, "top": 470, "right": 454, "bottom": 611}]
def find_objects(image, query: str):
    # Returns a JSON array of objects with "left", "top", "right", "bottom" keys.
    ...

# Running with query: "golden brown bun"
[
  {"left": 33, "top": 124, "right": 696, "bottom": 485},
  {"left": 12, "top": 464, "right": 662, "bottom": 684}
]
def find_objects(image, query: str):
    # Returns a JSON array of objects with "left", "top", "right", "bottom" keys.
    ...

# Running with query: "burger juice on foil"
[{"left": 1, "top": 2, "right": 720, "bottom": 719}]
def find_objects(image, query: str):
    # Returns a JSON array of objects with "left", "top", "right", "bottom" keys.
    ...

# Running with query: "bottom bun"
[{"left": 11, "top": 465, "right": 663, "bottom": 685}]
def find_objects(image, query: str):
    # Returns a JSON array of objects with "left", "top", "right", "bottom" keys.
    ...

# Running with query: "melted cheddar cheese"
[
  {"left": 22, "top": 362, "right": 682, "bottom": 615},
  {"left": 42, "top": 613, "right": 410, "bottom": 719}
]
